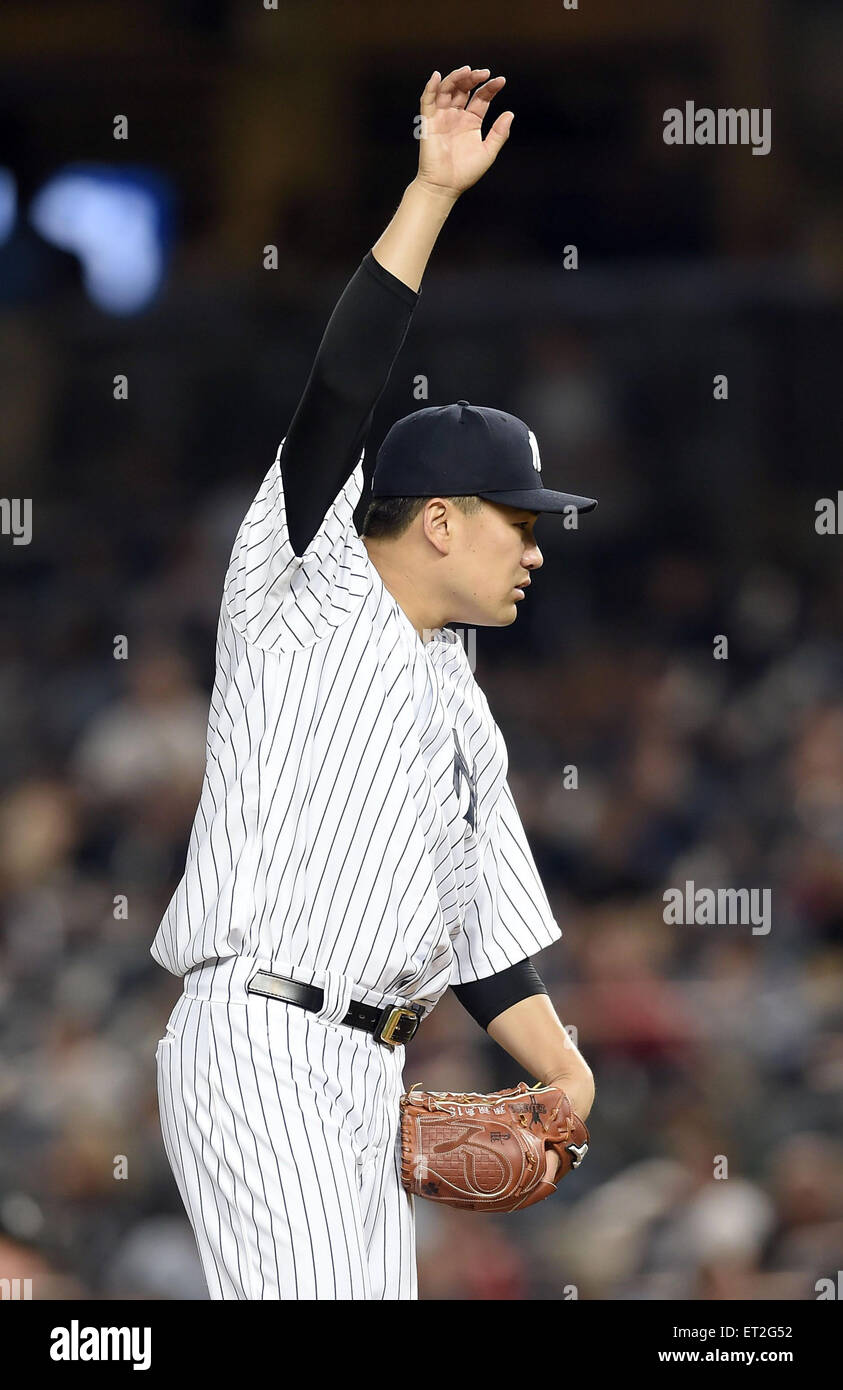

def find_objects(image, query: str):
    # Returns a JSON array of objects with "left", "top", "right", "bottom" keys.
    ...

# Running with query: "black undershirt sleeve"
[
  {"left": 452, "top": 958, "right": 549, "bottom": 1032},
  {"left": 279, "top": 250, "right": 420, "bottom": 557}
]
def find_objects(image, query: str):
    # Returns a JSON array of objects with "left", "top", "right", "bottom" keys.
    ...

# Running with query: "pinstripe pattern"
[
  {"left": 151, "top": 444, "right": 562, "bottom": 1008},
  {"left": 156, "top": 961, "right": 416, "bottom": 1300},
  {"left": 152, "top": 446, "right": 562, "bottom": 1298}
]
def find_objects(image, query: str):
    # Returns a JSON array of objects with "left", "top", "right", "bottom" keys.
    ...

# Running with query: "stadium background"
[{"left": 1, "top": 0, "right": 841, "bottom": 1300}]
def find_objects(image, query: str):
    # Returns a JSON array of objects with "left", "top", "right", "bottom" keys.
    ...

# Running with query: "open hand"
[{"left": 415, "top": 65, "right": 513, "bottom": 198}]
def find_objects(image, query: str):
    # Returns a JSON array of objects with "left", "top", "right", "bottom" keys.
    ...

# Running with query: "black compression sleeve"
[
  {"left": 280, "top": 250, "right": 420, "bottom": 557},
  {"left": 452, "top": 958, "right": 549, "bottom": 1032}
]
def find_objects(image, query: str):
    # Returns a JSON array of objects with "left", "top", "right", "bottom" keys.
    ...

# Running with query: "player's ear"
[{"left": 421, "top": 498, "right": 455, "bottom": 552}]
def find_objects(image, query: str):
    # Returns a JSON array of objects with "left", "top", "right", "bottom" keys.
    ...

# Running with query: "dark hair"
[{"left": 361, "top": 494, "right": 482, "bottom": 541}]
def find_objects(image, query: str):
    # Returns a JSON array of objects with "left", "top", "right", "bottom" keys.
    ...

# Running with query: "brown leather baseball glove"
[{"left": 399, "top": 1081, "right": 590, "bottom": 1212}]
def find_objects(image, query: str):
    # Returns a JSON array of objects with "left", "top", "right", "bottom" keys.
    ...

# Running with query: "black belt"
[{"left": 246, "top": 971, "right": 423, "bottom": 1049}]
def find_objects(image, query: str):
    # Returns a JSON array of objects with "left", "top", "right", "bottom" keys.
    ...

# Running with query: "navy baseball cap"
[{"left": 371, "top": 401, "right": 597, "bottom": 515}]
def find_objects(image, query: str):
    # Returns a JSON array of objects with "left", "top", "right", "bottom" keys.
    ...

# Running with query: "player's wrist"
[
  {"left": 543, "top": 1073, "right": 595, "bottom": 1122},
  {"left": 410, "top": 175, "right": 461, "bottom": 208}
]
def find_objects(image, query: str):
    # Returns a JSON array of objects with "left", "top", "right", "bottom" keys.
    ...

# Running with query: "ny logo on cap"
[{"left": 527, "top": 429, "right": 542, "bottom": 472}]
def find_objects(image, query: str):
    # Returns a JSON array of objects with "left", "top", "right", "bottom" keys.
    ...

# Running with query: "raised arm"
[{"left": 280, "top": 65, "right": 514, "bottom": 557}]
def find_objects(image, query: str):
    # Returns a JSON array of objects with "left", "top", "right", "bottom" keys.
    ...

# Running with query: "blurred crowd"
[{"left": 1, "top": 261, "right": 841, "bottom": 1301}]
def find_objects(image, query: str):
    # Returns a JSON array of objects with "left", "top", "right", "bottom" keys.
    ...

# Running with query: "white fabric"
[
  {"left": 151, "top": 442, "right": 562, "bottom": 1012},
  {"left": 157, "top": 965, "right": 415, "bottom": 1300}
]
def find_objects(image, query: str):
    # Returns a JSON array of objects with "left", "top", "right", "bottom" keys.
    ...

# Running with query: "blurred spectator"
[{"left": 71, "top": 645, "right": 207, "bottom": 804}]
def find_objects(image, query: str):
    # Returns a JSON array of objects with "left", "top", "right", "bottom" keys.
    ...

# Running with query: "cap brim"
[{"left": 476, "top": 487, "right": 598, "bottom": 514}]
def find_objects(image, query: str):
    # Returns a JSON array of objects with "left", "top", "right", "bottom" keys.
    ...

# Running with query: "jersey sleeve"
[
  {"left": 222, "top": 438, "right": 372, "bottom": 654},
  {"left": 449, "top": 778, "right": 563, "bottom": 985}
]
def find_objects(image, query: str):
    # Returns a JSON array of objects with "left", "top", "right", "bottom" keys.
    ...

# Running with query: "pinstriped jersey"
[{"left": 150, "top": 442, "right": 562, "bottom": 1014}]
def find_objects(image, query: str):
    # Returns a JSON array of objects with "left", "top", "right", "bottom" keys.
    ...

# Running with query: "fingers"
[
  {"left": 450, "top": 66, "right": 491, "bottom": 110},
  {"left": 420, "top": 69, "right": 440, "bottom": 114},
  {"left": 426, "top": 65, "right": 495, "bottom": 111},
  {"left": 482, "top": 108, "right": 515, "bottom": 155},
  {"left": 465, "top": 74, "right": 506, "bottom": 122},
  {"left": 440, "top": 65, "right": 488, "bottom": 103}
]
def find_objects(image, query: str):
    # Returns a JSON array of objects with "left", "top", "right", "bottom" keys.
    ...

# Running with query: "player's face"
[{"left": 446, "top": 501, "right": 543, "bottom": 626}]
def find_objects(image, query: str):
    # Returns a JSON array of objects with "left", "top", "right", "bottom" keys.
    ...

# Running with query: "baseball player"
[{"left": 153, "top": 65, "right": 596, "bottom": 1300}]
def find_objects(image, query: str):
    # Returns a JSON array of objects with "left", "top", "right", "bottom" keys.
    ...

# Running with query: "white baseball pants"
[{"left": 155, "top": 956, "right": 417, "bottom": 1299}]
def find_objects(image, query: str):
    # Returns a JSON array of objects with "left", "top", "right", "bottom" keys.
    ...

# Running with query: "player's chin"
[{"left": 457, "top": 598, "right": 520, "bottom": 627}]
